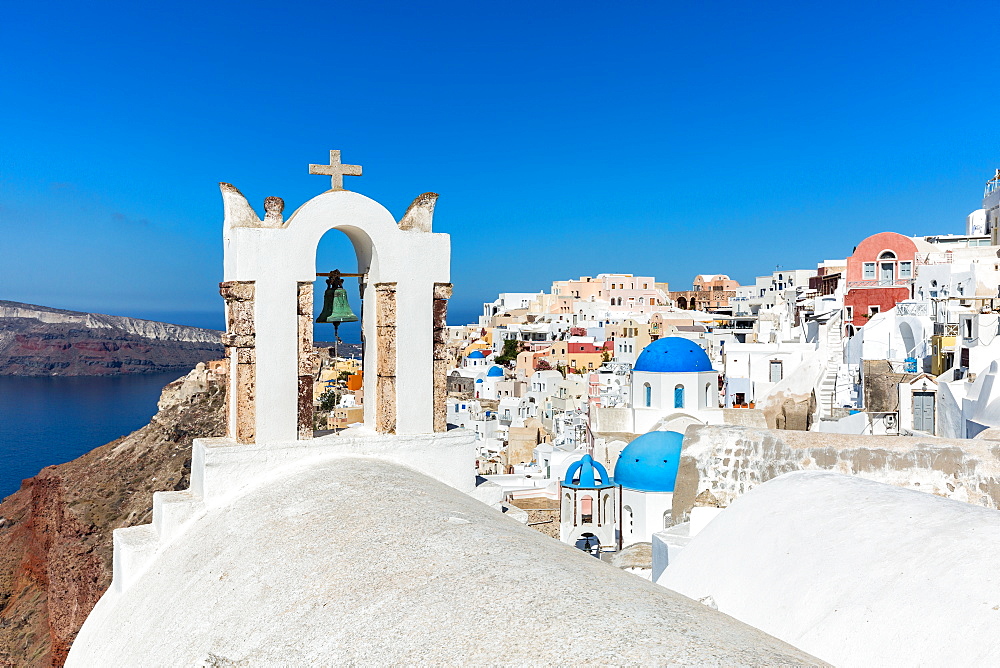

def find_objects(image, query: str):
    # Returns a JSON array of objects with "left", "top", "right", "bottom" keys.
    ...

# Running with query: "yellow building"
[
  {"left": 547, "top": 341, "right": 609, "bottom": 371},
  {"left": 931, "top": 333, "right": 957, "bottom": 376}
]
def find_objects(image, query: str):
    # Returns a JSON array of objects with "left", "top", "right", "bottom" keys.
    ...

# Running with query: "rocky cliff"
[
  {"left": 0, "top": 367, "right": 226, "bottom": 666},
  {"left": 0, "top": 301, "right": 224, "bottom": 376}
]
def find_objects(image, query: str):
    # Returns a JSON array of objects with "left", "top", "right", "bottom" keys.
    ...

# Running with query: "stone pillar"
[
  {"left": 219, "top": 281, "right": 256, "bottom": 444},
  {"left": 375, "top": 282, "right": 397, "bottom": 434},
  {"left": 297, "top": 282, "right": 315, "bottom": 440},
  {"left": 433, "top": 283, "right": 453, "bottom": 433}
]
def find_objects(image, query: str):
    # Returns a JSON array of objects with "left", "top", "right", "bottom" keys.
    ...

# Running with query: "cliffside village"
[
  {"left": 291, "top": 167, "right": 1000, "bottom": 567},
  {"left": 425, "top": 168, "right": 1000, "bottom": 556}
]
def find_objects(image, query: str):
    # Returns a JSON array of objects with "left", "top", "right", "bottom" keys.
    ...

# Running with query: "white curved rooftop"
[
  {"left": 659, "top": 471, "right": 1000, "bottom": 667},
  {"left": 69, "top": 456, "right": 820, "bottom": 665}
]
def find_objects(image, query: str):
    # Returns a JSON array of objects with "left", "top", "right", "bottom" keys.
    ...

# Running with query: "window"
[
  {"left": 863, "top": 262, "right": 876, "bottom": 280},
  {"left": 603, "top": 493, "right": 614, "bottom": 524},
  {"left": 869, "top": 306, "right": 880, "bottom": 317},
  {"left": 705, "top": 383, "right": 713, "bottom": 407},
  {"left": 965, "top": 319, "right": 973, "bottom": 339},
  {"left": 899, "top": 261, "right": 912, "bottom": 278},
  {"left": 879, "top": 250, "right": 897, "bottom": 260},
  {"left": 580, "top": 495, "right": 593, "bottom": 523},
  {"left": 644, "top": 383, "right": 652, "bottom": 407},
  {"left": 846, "top": 306, "right": 854, "bottom": 320},
  {"left": 674, "top": 384, "right": 685, "bottom": 409}
]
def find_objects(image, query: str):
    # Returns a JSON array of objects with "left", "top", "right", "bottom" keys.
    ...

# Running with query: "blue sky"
[{"left": 3, "top": 1, "right": 998, "bottom": 333}]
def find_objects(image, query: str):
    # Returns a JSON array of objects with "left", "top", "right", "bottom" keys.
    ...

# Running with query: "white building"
[
  {"left": 614, "top": 431, "right": 684, "bottom": 548},
  {"left": 631, "top": 337, "right": 722, "bottom": 433}
]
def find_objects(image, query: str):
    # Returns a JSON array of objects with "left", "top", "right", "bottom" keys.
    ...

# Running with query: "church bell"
[{"left": 317, "top": 270, "right": 358, "bottom": 341}]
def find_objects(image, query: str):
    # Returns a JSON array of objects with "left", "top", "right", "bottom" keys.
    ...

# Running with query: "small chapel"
[
  {"left": 558, "top": 430, "right": 684, "bottom": 552},
  {"left": 64, "top": 151, "right": 820, "bottom": 665}
]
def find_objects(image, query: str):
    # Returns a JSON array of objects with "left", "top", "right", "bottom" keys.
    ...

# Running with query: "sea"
[
  {"left": 0, "top": 371, "right": 185, "bottom": 501},
  {"left": 0, "top": 302, "right": 486, "bottom": 502}
]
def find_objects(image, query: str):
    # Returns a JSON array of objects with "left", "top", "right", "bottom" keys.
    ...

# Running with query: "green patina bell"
[{"left": 317, "top": 270, "right": 358, "bottom": 341}]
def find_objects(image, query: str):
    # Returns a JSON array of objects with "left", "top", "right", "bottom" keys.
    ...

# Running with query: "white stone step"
[{"left": 111, "top": 525, "right": 160, "bottom": 593}]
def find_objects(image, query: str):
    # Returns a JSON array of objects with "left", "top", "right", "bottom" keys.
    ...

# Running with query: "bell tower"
[{"left": 218, "top": 150, "right": 454, "bottom": 443}]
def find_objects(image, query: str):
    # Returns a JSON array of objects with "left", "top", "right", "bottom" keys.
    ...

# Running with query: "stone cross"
[{"left": 309, "top": 150, "right": 362, "bottom": 191}]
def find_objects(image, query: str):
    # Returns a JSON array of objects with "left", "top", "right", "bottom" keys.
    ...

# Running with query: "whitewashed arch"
[{"left": 221, "top": 185, "right": 450, "bottom": 441}]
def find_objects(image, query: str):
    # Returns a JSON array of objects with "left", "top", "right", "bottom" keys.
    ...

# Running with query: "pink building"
[{"left": 844, "top": 232, "right": 927, "bottom": 331}]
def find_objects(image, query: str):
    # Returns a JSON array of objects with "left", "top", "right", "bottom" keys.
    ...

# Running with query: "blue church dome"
[
  {"left": 467, "top": 350, "right": 486, "bottom": 359},
  {"left": 633, "top": 337, "right": 712, "bottom": 373},
  {"left": 613, "top": 431, "right": 684, "bottom": 492},
  {"left": 486, "top": 365, "right": 504, "bottom": 377},
  {"left": 563, "top": 454, "right": 614, "bottom": 489}
]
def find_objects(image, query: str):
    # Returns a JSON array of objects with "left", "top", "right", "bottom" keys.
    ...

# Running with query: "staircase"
[{"left": 818, "top": 311, "right": 844, "bottom": 419}]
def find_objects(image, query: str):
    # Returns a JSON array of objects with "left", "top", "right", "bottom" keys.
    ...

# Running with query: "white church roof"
[
  {"left": 69, "top": 457, "right": 819, "bottom": 665},
  {"left": 659, "top": 471, "right": 1000, "bottom": 666}
]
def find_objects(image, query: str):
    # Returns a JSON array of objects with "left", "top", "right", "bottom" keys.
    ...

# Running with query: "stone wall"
[
  {"left": 375, "top": 283, "right": 397, "bottom": 434},
  {"left": 432, "top": 284, "right": 452, "bottom": 433},
  {"left": 219, "top": 281, "right": 256, "bottom": 444},
  {"left": 672, "top": 424, "right": 1000, "bottom": 522},
  {"left": 863, "top": 359, "right": 918, "bottom": 412}
]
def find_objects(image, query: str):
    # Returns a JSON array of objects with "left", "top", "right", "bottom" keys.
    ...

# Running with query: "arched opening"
[
  {"left": 562, "top": 493, "right": 572, "bottom": 522},
  {"left": 602, "top": 492, "right": 614, "bottom": 525},
  {"left": 310, "top": 228, "right": 372, "bottom": 435},
  {"left": 674, "top": 384, "right": 685, "bottom": 409},
  {"left": 878, "top": 250, "right": 896, "bottom": 285},
  {"left": 580, "top": 494, "right": 594, "bottom": 523},
  {"left": 623, "top": 504, "right": 633, "bottom": 534},
  {"left": 575, "top": 532, "right": 600, "bottom": 555},
  {"left": 705, "top": 382, "right": 713, "bottom": 408},
  {"left": 677, "top": 297, "right": 687, "bottom": 309},
  {"left": 899, "top": 321, "right": 916, "bottom": 359},
  {"left": 644, "top": 382, "right": 652, "bottom": 407},
  {"left": 314, "top": 228, "right": 366, "bottom": 346},
  {"left": 663, "top": 510, "right": 672, "bottom": 529}
]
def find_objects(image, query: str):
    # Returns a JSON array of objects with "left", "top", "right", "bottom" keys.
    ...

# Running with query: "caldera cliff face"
[
  {"left": 0, "top": 367, "right": 226, "bottom": 666},
  {"left": 0, "top": 301, "right": 224, "bottom": 376}
]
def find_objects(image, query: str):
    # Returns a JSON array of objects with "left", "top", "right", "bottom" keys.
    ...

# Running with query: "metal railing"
[
  {"left": 896, "top": 302, "right": 930, "bottom": 316},
  {"left": 933, "top": 322, "right": 959, "bottom": 336},
  {"left": 846, "top": 278, "right": 914, "bottom": 289},
  {"left": 915, "top": 252, "right": 953, "bottom": 265}
]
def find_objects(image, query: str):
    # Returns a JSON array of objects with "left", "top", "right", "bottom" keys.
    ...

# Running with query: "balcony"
[
  {"left": 934, "top": 322, "right": 959, "bottom": 337},
  {"left": 846, "top": 278, "right": 913, "bottom": 290},
  {"left": 896, "top": 302, "right": 930, "bottom": 317},
  {"left": 914, "top": 252, "right": 953, "bottom": 265}
]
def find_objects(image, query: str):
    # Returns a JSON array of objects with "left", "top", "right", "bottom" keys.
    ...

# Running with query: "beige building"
[
  {"left": 670, "top": 274, "right": 739, "bottom": 311},
  {"left": 504, "top": 417, "right": 549, "bottom": 468}
]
